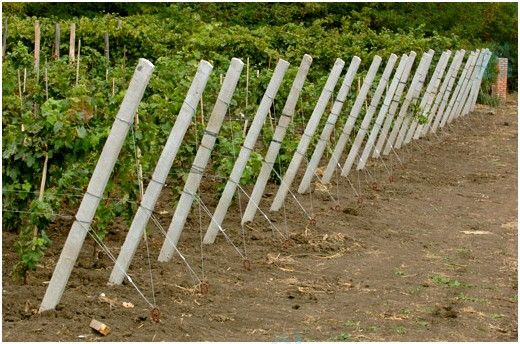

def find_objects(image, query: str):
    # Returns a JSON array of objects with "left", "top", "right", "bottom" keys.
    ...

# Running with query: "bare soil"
[{"left": 3, "top": 96, "right": 518, "bottom": 341}]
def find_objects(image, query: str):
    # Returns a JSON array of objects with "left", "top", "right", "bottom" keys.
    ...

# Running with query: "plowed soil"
[{"left": 3, "top": 95, "right": 518, "bottom": 341}]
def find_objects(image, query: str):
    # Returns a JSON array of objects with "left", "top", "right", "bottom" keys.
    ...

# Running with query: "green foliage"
[{"left": 2, "top": 3, "right": 515, "bottom": 276}]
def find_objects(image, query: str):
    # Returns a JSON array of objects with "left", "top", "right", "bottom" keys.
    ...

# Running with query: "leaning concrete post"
[
  {"left": 341, "top": 54, "right": 397, "bottom": 176},
  {"left": 408, "top": 50, "right": 452, "bottom": 141},
  {"left": 269, "top": 58, "right": 345, "bottom": 212},
  {"left": 459, "top": 49, "right": 488, "bottom": 116},
  {"left": 39, "top": 59, "right": 154, "bottom": 312},
  {"left": 429, "top": 50, "right": 466, "bottom": 133},
  {"left": 108, "top": 60, "right": 213, "bottom": 284},
  {"left": 439, "top": 51, "right": 477, "bottom": 128},
  {"left": 321, "top": 56, "right": 382, "bottom": 184},
  {"left": 297, "top": 56, "right": 361, "bottom": 194},
  {"left": 467, "top": 49, "right": 492, "bottom": 113},
  {"left": 392, "top": 50, "right": 434, "bottom": 150},
  {"left": 203, "top": 59, "right": 290, "bottom": 244},
  {"left": 157, "top": 58, "right": 244, "bottom": 261},
  {"left": 241, "top": 55, "right": 312, "bottom": 224},
  {"left": 382, "top": 51, "right": 432, "bottom": 155},
  {"left": 372, "top": 52, "right": 417, "bottom": 158},
  {"left": 419, "top": 50, "right": 465, "bottom": 137},
  {"left": 357, "top": 54, "right": 408, "bottom": 170},
  {"left": 452, "top": 50, "right": 484, "bottom": 120}
]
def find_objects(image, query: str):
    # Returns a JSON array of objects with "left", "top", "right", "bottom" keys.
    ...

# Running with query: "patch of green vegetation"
[
  {"left": 431, "top": 275, "right": 471, "bottom": 288},
  {"left": 331, "top": 332, "right": 352, "bottom": 341},
  {"left": 394, "top": 269, "right": 405, "bottom": 277},
  {"left": 490, "top": 313, "right": 505, "bottom": 320},
  {"left": 416, "top": 320, "right": 430, "bottom": 328},
  {"left": 393, "top": 325, "right": 407, "bottom": 335}
]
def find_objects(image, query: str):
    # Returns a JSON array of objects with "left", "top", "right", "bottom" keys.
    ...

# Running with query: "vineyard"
[{"left": 2, "top": 3, "right": 518, "bottom": 341}]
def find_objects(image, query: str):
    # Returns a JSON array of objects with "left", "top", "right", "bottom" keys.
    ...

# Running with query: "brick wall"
[{"left": 493, "top": 58, "right": 508, "bottom": 101}]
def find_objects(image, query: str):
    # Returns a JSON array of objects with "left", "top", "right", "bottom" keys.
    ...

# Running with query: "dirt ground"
[{"left": 2, "top": 95, "right": 518, "bottom": 341}]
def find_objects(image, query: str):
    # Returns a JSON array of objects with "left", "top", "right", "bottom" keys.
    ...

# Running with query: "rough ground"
[{"left": 3, "top": 95, "right": 518, "bottom": 341}]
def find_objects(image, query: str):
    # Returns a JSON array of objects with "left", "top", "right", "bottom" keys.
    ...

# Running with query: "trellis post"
[
  {"left": 392, "top": 49, "right": 434, "bottom": 150},
  {"left": 69, "top": 23, "right": 75, "bottom": 63},
  {"left": 297, "top": 56, "right": 361, "bottom": 194},
  {"left": 341, "top": 54, "right": 398, "bottom": 176},
  {"left": 34, "top": 21, "right": 40, "bottom": 80},
  {"left": 269, "top": 58, "right": 345, "bottom": 212},
  {"left": 418, "top": 50, "right": 464, "bottom": 137},
  {"left": 321, "top": 55, "right": 382, "bottom": 184},
  {"left": 155, "top": 59, "right": 245, "bottom": 261},
  {"left": 382, "top": 51, "right": 432, "bottom": 155},
  {"left": 372, "top": 52, "right": 417, "bottom": 159},
  {"left": 203, "top": 59, "right": 290, "bottom": 244},
  {"left": 241, "top": 55, "right": 313, "bottom": 224},
  {"left": 108, "top": 60, "right": 214, "bottom": 284},
  {"left": 407, "top": 50, "right": 452, "bottom": 141},
  {"left": 438, "top": 51, "right": 477, "bottom": 128},
  {"left": 452, "top": 51, "right": 484, "bottom": 119},
  {"left": 39, "top": 59, "right": 154, "bottom": 312},
  {"left": 53, "top": 23, "right": 60, "bottom": 60},
  {"left": 357, "top": 53, "right": 408, "bottom": 170},
  {"left": 429, "top": 50, "right": 466, "bottom": 133}
]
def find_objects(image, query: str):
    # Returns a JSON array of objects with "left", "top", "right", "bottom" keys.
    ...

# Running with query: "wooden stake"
[
  {"left": 246, "top": 57, "right": 249, "bottom": 113},
  {"left": 199, "top": 96, "right": 205, "bottom": 126},
  {"left": 23, "top": 68, "right": 26, "bottom": 92},
  {"left": 44, "top": 60, "right": 49, "bottom": 100},
  {"left": 17, "top": 69, "right": 22, "bottom": 107},
  {"left": 104, "top": 32, "right": 109, "bottom": 62},
  {"left": 53, "top": 23, "right": 60, "bottom": 60},
  {"left": 34, "top": 21, "right": 40, "bottom": 80},
  {"left": 89, "top": 319, "right": 111, "bottom": 336},
  {"left": 2, "top": 17, "right": 7, "bottom": 61},
  {"left": 33, "top": 152, "right": 49, "bottom": 239},
  {"left": 75, "top": 39, "right": 81, "bottom": 86},
  {"left": 68, "top": 23, "right": 75, "bottom": 63},
  {"left": 112, "top": 77, "right": 115, "bottom": 97}
]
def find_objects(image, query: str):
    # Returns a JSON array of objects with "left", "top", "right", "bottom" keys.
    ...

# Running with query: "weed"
[
  {"left": 393, "top": 325, "right": 407, "bottom": 335},
  {"left": 431, "top": 274, "right": 471, "bottom": 288},
  {"left": 331, "top": 332, "right": 352, "bottom": 341}
]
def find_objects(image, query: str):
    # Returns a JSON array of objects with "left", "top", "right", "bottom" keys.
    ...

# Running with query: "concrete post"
[
  {"left": 429, "top": 50, "right": 466, "bottom": 133},
  {"left": 467, "top": 49, "right": 492, "bottom": 113},
  {"left": 269, "top": 58, "right": 345, "bottom": 212},
  {"left": 156, "top": 58, "right": 244, "bottom": 261},
  {"left": 460, "top": 49, "right": 489, "bottom": 117},
  {"left": 357, "top": 54, "right": 408, "bottom": 170},
  {"left": 439, "top": 51, "right": 477, "bottom": 128},
  {"left": 341, "top": 54, "right": 398, "bottom": 176},
  {"left": 68, "top": 23, "right": 75, "bottom": 63},
  {"left": 452, "top": 50, "right": 484, "bottom": 120},
  {"left": 53, "top": 23, "right": 60, "bottom": 60},
  {"left": 382, "top": 51, "right": 432, "bottom": 155},
  {"left": 391, "top": 50, "right": 434, "bottom": 150},
  {"left": 408, "top": 50, "right": 452, "bottom": 141},
  {"left": 297, "top": 56, "right": 361, "bottom": 194},
  {"left": 203, "top": 59, "right": 290, "bottom": 244},
  {"left": 321, "top": 55, "right": 382, "bottom": 184},
  {"left": 108, "top": 60, "right": 214, "bottom": 284},
  {"left": 39, "top": 59, "right": 154, "bottom": 312},
  {"left": 420, "top": 50, "right": 465, "bottom": 137},
  {"left": 372, "top": 52, "right": 417, "bottom": 158},
  {"left": 34, "top": 21, "right": 40, "bottom": 76},
  {"left": 241, "top": 55, "right": 313, "bottom": 224}
]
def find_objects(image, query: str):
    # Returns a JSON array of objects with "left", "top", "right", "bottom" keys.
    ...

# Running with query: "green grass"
[{"left": 431, "top": 275, "right": 472, "bottom": 288}]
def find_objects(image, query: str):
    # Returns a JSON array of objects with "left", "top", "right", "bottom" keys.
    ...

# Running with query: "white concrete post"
[
  {"left": 203, "top": 59, "right": 290, "bottom": 244},
  {"left": 341, "top": 54, "right": 398, "bottom": 176},
  {"left": 241, "top": 55, "right": 313, "bottom": 224},
  {"left": 372, "top": 52, "right": 417, "bottom": 159},
  {"left": 357, "top": 54, "right": 408, "bottom": 170},
  {"left": 420, "top": 50, "right": 465, "bottom": 137},
  {"left": 467, "top": 49, "right": 492, "bottom": 113},
  {"left": 465, "top": 49, "right": 492, "bottom": 114},
  {"left": 108, "top": 60, "right": 214, "bottom": 284},
  {"left": 391, "top": 50, "right": 434, "bottom": 150},
  {"left": 321, "top": 56, "right": 382, "bottom": 184},
  {"left": 297, "top": 56, "right": 361, "bottom": 194},
  {"left": 459, "top": 49, "right": 488, "bottom": 117},
  {"left": 156, "top": 58, "right": 244, "bottom": 261},
  {"left": 439, "top": 51, "right": 477, "bottom": 128},
  {"left": 409, "top": 50, "right": 452, "bottom": 141},
  {"left": 39, "top": 59, "right": 154, "bottom": 312},
  {"left": 429, "top": 50, "right": 466, "bottom": 133},
  {"left": 382, "top": 51, "right": 432, "bottom": 155},
  {"left": 452, "top": 50, "right": 484, "bottom": 120},
  {"left": 269, "top": 58, "right": 345, "bottom": 212}
]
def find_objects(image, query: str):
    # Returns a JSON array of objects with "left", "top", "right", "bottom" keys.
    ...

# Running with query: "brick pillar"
[{"left": 493, "top": 58, "right": 508, "bottom": 101}]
